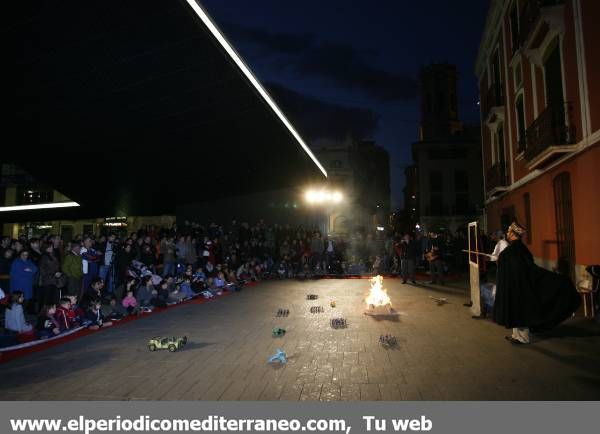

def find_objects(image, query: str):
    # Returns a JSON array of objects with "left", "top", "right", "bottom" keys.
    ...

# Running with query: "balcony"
[
  {"left": 486, "top": 162, "right": 509, "bottom": 196},
  {"left": 524, "top": 102, "right": 576, "bottom": 169},
  {"left": 481, "top": 83, "right": 504, "bottom": 122},
  {"left": 519, "top": 0, "right": 564, "bottom": 49}
]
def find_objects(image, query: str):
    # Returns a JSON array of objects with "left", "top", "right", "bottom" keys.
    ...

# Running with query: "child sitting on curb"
[
  {"left": 85, "top": 300, "right": 113, "bottom": 330},
  {"left": 4, "top": 291, "right": 33, "bottom": 334},
  {"left": 121, "top": 288, "right": 139, "bottom": 315},
  {"left": 36, "top": 304, "right": 61, "bottom": 339}
]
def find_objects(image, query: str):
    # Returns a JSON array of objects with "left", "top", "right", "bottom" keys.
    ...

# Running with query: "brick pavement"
[{"left": 1, "top": 278, "right": 599, "bottom": 400}]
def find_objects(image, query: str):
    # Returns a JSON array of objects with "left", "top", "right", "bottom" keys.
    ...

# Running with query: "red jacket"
[{"left": 55, "top": 306, "right": 79, "bottom": 331}]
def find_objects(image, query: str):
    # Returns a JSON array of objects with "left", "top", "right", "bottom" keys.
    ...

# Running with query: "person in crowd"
[
  {"left": 80, "top": 237, "right": 101, "bottom": 293},
  {"left": 10, "top": 250, "right": 38, "bottom": 312},
  {"left": 426, "top": 242, "right": 444, "bottom": 285},
  {"left": 80, "top": 277, "right": 105, "bottom": 309},
  {"left": 39, "top": 242, "right": 64, "bottom": 308},
  {"left": 5, "top": 291, "right": 33, "bottom": 333},
  {"left": 136, "top": 275, "right": 154, "bottom": 309},
  {"left": 85, "top": 300, "right": 113, "bottom": 330},
  {"left": 98, "top": 233, "right": 116, "bottom": 293},
  {"left": 108, "top": 295, "right": 126, "bottom": 320},
  {"left": 122, "top": 288, "right": 139, "bottom": 315},
  {"left": 160, "top": 235, "right": 177, "bottom": 277},
  {"left": 36, "top": 304, "right": 61, "bottom": 338},
  {"left": 62, "top": 241, "right": 83, "bottom": 297},
  {"left": 399, "top": 234, "right": 418, "bottom": 284},
  {"left": 0, "top": 248, "right": 14, "bottom": 292}
]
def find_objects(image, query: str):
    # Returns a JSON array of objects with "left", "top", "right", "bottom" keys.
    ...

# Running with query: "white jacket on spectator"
[{"left": 490, "top": 239, "right": 509, "bottom": 261}]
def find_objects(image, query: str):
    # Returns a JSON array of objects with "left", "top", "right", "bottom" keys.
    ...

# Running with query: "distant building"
[
  {"left": 475, "top": 0, "right": 600, "bottom": 282},
  {"left": 411, "top": 64, "right": 484, "bottom": 233},
  {"left": 313, "top": 138, "right": 391, "bottom": 234}
]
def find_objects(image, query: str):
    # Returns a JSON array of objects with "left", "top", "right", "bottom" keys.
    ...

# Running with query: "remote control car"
[
  {"left": 272, "top": 327, "right": 286, "bottom": 337},
  {"left": 306, "top": 294, "right": 318, "bottom": 300},
  {"left": 429, "top": 296, "right": 448, "bottom": 305},
  {"left": 267, "top": 348, "right": 287, "bottom": 364},
  {"left": 330, "top": 318, "right": 347, "bottom": 329},
  {"left": 330, "top": 300, "right": 336, "bottom": 308},
  {"left": 379, "top": 334, "right": 397, "bottom": 348},
  {"left": 276, "top": 308, "right": 290, "bottom": 317},
  {"left": 310, "top": 306, "right": 324, "bottom": 313},
  {"left": 148, "top": 336, "right": 187, "bottom": 352}
]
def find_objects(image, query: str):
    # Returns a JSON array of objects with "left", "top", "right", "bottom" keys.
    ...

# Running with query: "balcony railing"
[
  {"left": 524, "top": 101, "right": 575, "bottom": 163},
  {"left": 481, "top": 83, "right": 504, "bottom": 118},
  {"left": 486, "top": 162, "right": 509, "bottom": 192},
  {"left": 519, "top": 0, "right": 564, "bottom": 47}
]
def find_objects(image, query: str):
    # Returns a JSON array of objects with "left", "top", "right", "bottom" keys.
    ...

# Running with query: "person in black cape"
[{"left": 493, "top": 222, "right": 580, "bottom": 345}]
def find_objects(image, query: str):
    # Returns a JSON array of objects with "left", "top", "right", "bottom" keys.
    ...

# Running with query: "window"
[
  {"left": 16, "top": 187, "right": 54, "bottom": 205},
  {"left": 516, "top": 95, "right": 526, "bottom": 152},
  {"left": 510, "top": 3, "right": 520, "bottom": 54},
  {"left": 429, "top": 171, "right": 443, "bottom": 193},
  {"left": 455, "top": 170, "right": 469, "bottom": 192}
]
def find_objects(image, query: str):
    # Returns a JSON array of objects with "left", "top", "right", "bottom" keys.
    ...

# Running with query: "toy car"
[
  {"left": 148, "top": 336, "right": 187, "bottom": 352},
  {"left": 310, "top": 306, "right": 324, "bottom": 313},
  {"left": 330, "top": 300, "right": 336, "bottom": 308},
  {"left": 306, "top": 294, "right": 318, "bottom": 300},
  {"left": 267, "top": 348, "right": 287, "bottom": 364},
  {"left": 272, "top": 327, "right": 286, "bottom": 337},
  {"left": 276, "top": 308, "right": 289, "bottom": 317},
  {"left": 379, "top": 334, "right": 397, "bottom": 347},
  {"left": 330, "top": 318, "right": 347, "bottom": 328}
]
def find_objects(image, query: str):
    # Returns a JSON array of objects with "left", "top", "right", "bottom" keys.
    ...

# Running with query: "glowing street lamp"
[{"left": 304, "top": 189, "right": 343, "bottom": 205}]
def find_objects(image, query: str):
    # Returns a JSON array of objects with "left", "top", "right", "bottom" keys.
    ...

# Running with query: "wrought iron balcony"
[
  {"left": 519, "top": 0, "right": 564, "bottom": 47},
  {"left": 524, "top": 101, "right": 576, "bottom": 168},
  {"left": 486, "top": 162, "right": 509, "bottom": 194}
]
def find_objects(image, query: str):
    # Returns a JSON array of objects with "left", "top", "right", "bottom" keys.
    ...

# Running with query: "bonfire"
[{"left": 364, "top": 275, "right": 397, "bottom": 316}]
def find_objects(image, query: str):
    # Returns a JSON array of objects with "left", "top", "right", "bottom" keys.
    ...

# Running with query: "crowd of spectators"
[{"left": 0, "top": 219, "right": 480, "bottom": 345}]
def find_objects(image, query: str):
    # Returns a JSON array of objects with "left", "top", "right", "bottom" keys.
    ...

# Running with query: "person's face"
[
  {"left": 45, "top": 245, "right": 54, "bottom": 254},
  {"left": 84, "top": 239, "right": 92, "bottom": 248},
  {"left": 48, "top": 306, "right": 56, "bottom": 315},
  {"left": 73, "top": 245, "right": 81, "bottom": 254},
  {"left": 507, "top": 231, "right": 518, "bottom": 242},
  {"left": 4, "top": 249, "right": 13, "bottom": 259},
  {"left": 20, "top": 251, "right": 29, "bottom": 261}
]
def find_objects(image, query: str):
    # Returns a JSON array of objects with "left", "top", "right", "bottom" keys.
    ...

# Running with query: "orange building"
[{"left": 475, "top": 0, "right": 600, "bottom": 283}]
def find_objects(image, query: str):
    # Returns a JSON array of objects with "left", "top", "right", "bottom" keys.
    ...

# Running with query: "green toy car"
[
  {"left": 148, "top": 336, "right": 187, "bottom": 352},
  {"left": 272, "top": 327, "right": 286, "bottom": 337}
]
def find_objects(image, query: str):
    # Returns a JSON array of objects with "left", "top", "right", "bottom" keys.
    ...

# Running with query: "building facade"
[
  {"left": 476, "top": 0, "right": 600, "bottom": 282},
  {"left": 411, "top": 64, "right": 484, "bottom": 234},
  {"left": 312, "top": 138, "right": 391, "bottom": 235}
]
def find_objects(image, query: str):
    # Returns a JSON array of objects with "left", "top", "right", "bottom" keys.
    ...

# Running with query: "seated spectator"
[
  {"left": 80, "top": 277, "right": 104, "bottom": 309},
  {"left": 177, "top": 276, "right": 196, "bottom": 299},
  {"left": 85, "top": 300, "right": 113, "bottom": 330},
  {"left": 206, "top": 277, "right": 221, "bottom": 295},
  {"left": 121, "top": 288, "right": 139, "bottom": 315},
  {"left": 36, "top": 304, "right": 61, "bottom": 339},
  {"left": 150, "top": 286, "right": 167, "bottom": 309},
  {"left": 55, "top": 298, "right": 78, "bottom": 332},
  {"left": 136, "top": 275, "right": 154, "bottom": 308},
  {"left": 108, "top": 295, "right": 126, "bottom": 320},
  {"left": 214, "top": 272, "right": 227, "bottom": 291},
  {"left": 5, "top": 291, "right": 33, "bottom": 333},
  {"left": 67, "top": 295, "right": 86, "bottom": 325}
]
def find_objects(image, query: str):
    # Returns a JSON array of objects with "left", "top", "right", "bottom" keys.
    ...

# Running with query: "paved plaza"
[{"left": 1, "top": 278, "right": 599, "bottom": 400}]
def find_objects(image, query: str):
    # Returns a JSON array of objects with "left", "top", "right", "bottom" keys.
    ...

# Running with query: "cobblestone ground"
[{"left": 1, "top": 278, "right": 599, "bottom": 400}]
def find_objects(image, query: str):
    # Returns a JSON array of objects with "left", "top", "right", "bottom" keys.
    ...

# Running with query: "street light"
[{"left": 304, "top": 189, "right": 343, "bottom": 205}]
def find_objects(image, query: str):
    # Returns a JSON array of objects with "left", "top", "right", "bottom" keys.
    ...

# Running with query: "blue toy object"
[{"left": 267, "top": 348, "right": 287, "bottom": 364}]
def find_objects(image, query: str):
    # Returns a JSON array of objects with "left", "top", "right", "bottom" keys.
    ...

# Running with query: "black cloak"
[{"left": 492, "top": 240, "right": 580, "bottom": 330}]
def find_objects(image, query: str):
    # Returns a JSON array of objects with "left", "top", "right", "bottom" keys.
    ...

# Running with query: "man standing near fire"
[{"left": 493, "top": 222, "right": 580, "bottom": 344}]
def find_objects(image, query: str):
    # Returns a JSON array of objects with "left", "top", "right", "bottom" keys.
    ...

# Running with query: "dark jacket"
[{"left": 39, "top": 253, "right": 61, "bottom": 287}]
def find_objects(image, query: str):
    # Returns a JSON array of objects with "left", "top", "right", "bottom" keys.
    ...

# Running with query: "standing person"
[
  {"left": 160, "top": 235, "right": 177, "bottom": 277},
  {"left": 493, "top": 222, "right": 580, "bottom": 345},
  {"left": 426, "top": 239, "right": 444, "bottom": 285},
  {"left": 80, "top": 237, "right": 100, "bottom": 293},
  {"left": 0, "top": 248, "right": 14, "bottom": 293},
  {"left": 62, "top": 241, "right": 83, "bottom": 297},
  {"left": 489, "top": 230, "right": 509, "bottom": 262},
  {"left": 39, "top": 242, "right": 64, "bottom": 307},
  {"left": 99, "top": 233, "right": 116, "bottom": 294},
  {"left": 10, "top": 250, "right": 38, "bottom": 311},
  {"left": 493, "top": 222, "right": 539, "bottom": 345},
  {"left": 400, "top": 234, "right": 418, "bottom": 284}
]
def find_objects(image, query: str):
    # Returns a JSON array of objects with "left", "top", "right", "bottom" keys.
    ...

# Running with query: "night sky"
[{"left": 201, "top": 0, "right": 490, "bottom": 209}]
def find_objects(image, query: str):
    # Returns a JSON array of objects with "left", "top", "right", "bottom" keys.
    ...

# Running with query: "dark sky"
[{"left": 201, "top": 0, "right": 490, "bottom": 209}]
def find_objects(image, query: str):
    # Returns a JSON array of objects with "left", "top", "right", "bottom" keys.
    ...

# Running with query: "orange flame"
[{"left": 365, "top": 275, "right": 392, "bottom": 308}]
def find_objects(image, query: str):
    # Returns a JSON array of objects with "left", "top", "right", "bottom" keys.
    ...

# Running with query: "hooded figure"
[{"left": 493, "top": 222, "right": 580, "bottom": 344}]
